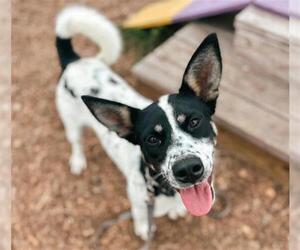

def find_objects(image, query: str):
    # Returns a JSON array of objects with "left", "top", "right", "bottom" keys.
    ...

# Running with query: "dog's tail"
[{"left": 55, "top": 5, "right": 122, "bottom": 70}]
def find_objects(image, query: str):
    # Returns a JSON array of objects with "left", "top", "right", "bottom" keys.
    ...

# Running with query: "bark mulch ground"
[{"left": 12, "top": 1, "right": 288, "bottom": 249}]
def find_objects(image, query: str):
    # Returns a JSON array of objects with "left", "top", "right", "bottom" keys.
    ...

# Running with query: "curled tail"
[{"left": 55, "top": 5, "right": 122, "bottom": 70}]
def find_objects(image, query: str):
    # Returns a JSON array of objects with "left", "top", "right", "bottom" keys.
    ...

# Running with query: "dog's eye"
[
  {"left": 188, "top": 117, "right": 201, "bottom": 130},
  {"left": 146, "top": 135, "right": 161, "bottom": 146}
]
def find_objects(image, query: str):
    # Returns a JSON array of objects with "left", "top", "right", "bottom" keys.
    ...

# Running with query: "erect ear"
[
  {"left": 81, "top": 96, "right": 140, "bottom": 144},
  {"left": 179, "top": 33, "right": 222, "bottom": 114}
]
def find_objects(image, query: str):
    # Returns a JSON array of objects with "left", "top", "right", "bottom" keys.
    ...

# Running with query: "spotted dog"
[{"left": 55, "top": 6, "right": 222, "bottom": 240}]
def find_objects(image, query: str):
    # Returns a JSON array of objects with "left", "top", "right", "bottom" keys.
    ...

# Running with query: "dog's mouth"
[{"left": 177, "top": 174, "right": 214, "bottom": 216}]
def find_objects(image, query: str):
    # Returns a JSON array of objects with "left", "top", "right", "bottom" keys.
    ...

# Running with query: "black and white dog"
[{"left": 55, "top": 6, "right": 221, "bottom": 240}]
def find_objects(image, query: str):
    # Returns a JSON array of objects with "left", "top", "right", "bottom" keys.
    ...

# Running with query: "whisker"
[{"left": 152, "top": 172, "right": 163, "bottom": 181}]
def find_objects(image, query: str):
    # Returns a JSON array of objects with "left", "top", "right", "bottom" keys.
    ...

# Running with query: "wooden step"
[
  {"left": 234, "top": 6, "right": 289, "bottom": 84},
  {"left": 290, "top": 19, "right": 300, "bottom": 164},
  {"left": 132, "top": 23, "right": 288, "bottom": 161}
]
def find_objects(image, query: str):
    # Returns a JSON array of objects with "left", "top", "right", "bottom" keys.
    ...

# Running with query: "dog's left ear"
[
  {"left": 81, "top": 96, "right": 140, "bottom": 144},
  {"left": 179, "top": 33, "right": 222, "bottom": 114}
]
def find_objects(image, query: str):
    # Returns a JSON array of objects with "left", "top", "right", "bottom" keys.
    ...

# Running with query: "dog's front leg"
[
  {"left": 131, "top": 202, "right": 149, "bottom": 241},
  {"left": 127, "top": 177, "right": 151, "bottom": 241}
]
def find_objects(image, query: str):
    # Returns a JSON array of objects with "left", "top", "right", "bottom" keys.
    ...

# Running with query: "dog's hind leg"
[
  {"left": 56, "top": 77, "right": 88, "bottom": 175},
  {"left": 63, "top": 120, "right": 87, "bottom": 175}
]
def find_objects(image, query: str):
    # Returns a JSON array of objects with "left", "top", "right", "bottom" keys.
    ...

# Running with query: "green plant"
[{"left": 121, "top": 25, "right": 181, "bottom": 59}]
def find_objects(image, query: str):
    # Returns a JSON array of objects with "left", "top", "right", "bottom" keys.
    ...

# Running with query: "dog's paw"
[
  {"left": 168, "top": 207, "right": 186, "bottom": 220},
  {"left": 69, "top": 154, "right": 87, "bottom": 175},
  {"left": 134, "top": 222, "right": 156, "bottom": 241},
  {"left": 134, "top": 223, "right": 149, "bottom": 241}
]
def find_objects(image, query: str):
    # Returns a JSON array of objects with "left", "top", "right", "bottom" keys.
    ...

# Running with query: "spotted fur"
[
  {"left": 157, "top": 95, "right": 215, "bottom": 189},
  {"left": 55, "top": 6, "right": 222, "bottom": 241}
]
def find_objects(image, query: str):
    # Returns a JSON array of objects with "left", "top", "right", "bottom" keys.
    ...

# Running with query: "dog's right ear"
[
  {"left": 179, "top": 33, "right": 222, "bottom": 114},
  {"left": 81, "top": 96, "right": 140, "bottom": 144}
]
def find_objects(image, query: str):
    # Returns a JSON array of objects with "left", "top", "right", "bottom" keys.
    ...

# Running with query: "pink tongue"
[{"left": 179, "top": 181, "right": 212, "bottom": 216}]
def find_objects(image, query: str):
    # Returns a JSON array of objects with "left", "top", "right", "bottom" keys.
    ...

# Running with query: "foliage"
[{"left": 121, "top": 25, "right": 182, "bottom": 60}]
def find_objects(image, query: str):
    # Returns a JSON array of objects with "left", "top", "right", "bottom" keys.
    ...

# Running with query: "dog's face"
[{"left": 82, "top": 34, "right": 222, "bottom": 216}]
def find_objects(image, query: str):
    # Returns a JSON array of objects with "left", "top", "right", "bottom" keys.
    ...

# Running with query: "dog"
[{"left": 55, "top": 6, "right": 221, "bottom": 240}]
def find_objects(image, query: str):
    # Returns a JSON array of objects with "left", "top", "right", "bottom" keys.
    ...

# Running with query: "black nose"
[{"left": 173, "top": 157, "right": 204, "bottom": 184}]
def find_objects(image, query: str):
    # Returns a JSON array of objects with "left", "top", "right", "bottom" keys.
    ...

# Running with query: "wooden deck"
[
  {"left": 234, "top": 6, "right": 289, "bottom": 84},
  {"left": 132, "top": 23, "right": 288, "bottom": 162}
]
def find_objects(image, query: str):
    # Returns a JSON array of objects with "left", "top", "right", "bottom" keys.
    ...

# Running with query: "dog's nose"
[{"left": 173, "top": 157, "right": 204, "bottom": 184}]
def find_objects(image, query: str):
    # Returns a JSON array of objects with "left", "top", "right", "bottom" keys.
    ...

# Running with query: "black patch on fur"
[
  {"left": 90, "top": 87, "right": 100, "bottom": 95},
  {"left": 134, "top": 103, "right": 172, "bottom": 166},
  {"left": 140, "top": 159, "right": 175, "bottom": 197},
  {"left": 168, "top": 94, "right": 215, "bottom": 141},
  {"left": 64, "top": 79, "right": 77, "bottom": 98},
  {"left": 56, "top": 37, "right": 80, "bottom": 70},
  {"left": 109, "top": 77, "right": 119, "bottom": 85}
]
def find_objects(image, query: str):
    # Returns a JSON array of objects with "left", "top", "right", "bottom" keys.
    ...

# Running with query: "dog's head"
[{"left": 82, "top": 34, "right": 222, "bottom": 216}]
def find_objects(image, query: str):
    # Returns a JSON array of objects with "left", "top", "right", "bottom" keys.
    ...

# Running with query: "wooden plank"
[
  {"left": 216, "top": 88, "right": 288, "bottom": 161},
  {"left": 234, "top": 31, "right": 289, "bottom": 83},
  {"left": 235, "top": 6, "right": 288, "bottom": 44},
  {"left": 234, "top": 6, "right": 289, "bottom": 83},
  {"left": 234, "top": 24, "right": 289, "bottom": 48},
  {"left": 291, "top": 17, "right": 300, "bottom": 47},
  {"left": 133, "top": 23, "right": 288, "bottom": 119},
  {"left": 132, "top": 23, "right": 288, "bottom": 161},
  {"left": 290, "top": 20, "right": 300, "bottom": 163}
]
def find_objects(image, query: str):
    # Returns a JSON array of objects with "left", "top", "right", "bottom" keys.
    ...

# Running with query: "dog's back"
[{"left": 55, "top": 6, "right": 150, "bottom": 176}]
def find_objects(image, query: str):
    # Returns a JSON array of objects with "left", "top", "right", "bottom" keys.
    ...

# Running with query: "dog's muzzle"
[{"left": 171, "top": 157, "right": 214, "bottom": 217}]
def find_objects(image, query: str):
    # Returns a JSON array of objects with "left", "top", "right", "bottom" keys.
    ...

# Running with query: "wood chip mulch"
[{"left": 12, "top": 0, "right": 288, "bottom": 249}]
